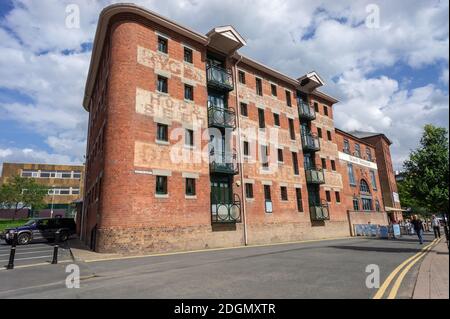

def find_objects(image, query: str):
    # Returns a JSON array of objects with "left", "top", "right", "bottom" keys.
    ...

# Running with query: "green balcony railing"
[
  {"left": 310, "top": 203, "right": 330, "bottom": 221},
  {"left": 298, "top": 100, "right": 316, "bottom": 120},
  {"left": 305, "top": 168, "right": 325, "bottom": 184},
  {"left": 211, "top": 193, "right": 241, "bottom": 223},
  {"left": 207, "top": 105, "right": 236, "bottom": 129},
  {"left": 206, "top": 64, "right": 234, "bottom": 91},
  {"left": 209, "top": 150, "right": 239, "bottom": 175},
  {"left": 301, "top": 133, "right": 320, "bottom": 152}
]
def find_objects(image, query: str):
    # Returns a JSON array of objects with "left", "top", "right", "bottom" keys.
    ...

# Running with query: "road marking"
[
  {"left": 0, "top": 259, "right": 73, "bottom": 271},
  {"left": 373, "top": 239, "right": 438, "bottom": 299},
  {"left": 0, "top": 255, "right": 52, "bottom": 262},
  {"left": 0, "top": 249, "right": 54, "bottom": 257},
  {"left": 387, "top": 238, "right": 441, "bottom": 299},
  {"left": 84, "top": 236, "right": 355, "bottom": 263}
]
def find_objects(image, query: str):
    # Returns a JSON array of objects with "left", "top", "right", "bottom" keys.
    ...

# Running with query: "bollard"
[
  {"left": 51, "top": 230, "right": 60, "bottom": 265},
  {"left": 6, "top": 232, "right": 17, "bottom": 270}
]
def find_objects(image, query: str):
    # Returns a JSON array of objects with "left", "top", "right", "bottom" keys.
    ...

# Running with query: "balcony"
[
  {"left": 310, "top": 203, "right": 330, "bottom": 221},
  {"left": 209, "top": 150, "right": 239, "bottom": 175},
  {"left": 208, "top": 105, "right": 236, "bottom": 129},
  {"left": 305, "top": 168, "right": 325, "bottom": 184},
  {"left": 301, "top": 133, "right": 320, "bottom": 152},
  {"left": 298, "top": 100, "right": 316, "bottom": 120},
  {"left": 206, "top": 64, "right": 234, "bottom": 91},
  {"left": 211, "top": 193, "right": 241, "bottom": 223}
]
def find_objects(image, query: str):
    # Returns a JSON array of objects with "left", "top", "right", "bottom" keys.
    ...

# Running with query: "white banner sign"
[
  {"left": 393, "top": 192, "right": 400, "bottom": 203},
  {"left": 338, "top": 152, "right": 378, "bottom": 170}
]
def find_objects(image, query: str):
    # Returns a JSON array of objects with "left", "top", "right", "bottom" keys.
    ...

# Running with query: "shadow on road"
[{"left": 328, "top": 245, "right": 424, "bottom": 254}]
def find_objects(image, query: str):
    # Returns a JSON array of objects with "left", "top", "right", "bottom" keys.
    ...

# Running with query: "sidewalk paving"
[
  {"left": 413, "top": 238, "right": 449, "bottom": 299},
  {"left": 68, "top": 238, "right": 121, "bottom": 262}
]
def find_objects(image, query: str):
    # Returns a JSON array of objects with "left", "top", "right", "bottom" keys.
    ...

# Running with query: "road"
[{"left": 0, "top": 233, "right": 439, "bottom": 299}]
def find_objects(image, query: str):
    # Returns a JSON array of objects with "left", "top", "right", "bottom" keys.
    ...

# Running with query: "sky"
[{"left": 0, "top": 0, "right": 448, "bottom": 173}]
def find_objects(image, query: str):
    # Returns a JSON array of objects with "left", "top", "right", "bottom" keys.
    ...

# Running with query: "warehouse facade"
[{"left": 80, "top": 4, "right": 398, "bottom": 253}]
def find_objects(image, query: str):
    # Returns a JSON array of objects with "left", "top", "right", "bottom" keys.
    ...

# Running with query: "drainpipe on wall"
[
  {"left": 79, "top": 111, "right": 91, "bottom": 242},
  {"left": 233, "top": 53, "right": 248, "bottom": 246}
]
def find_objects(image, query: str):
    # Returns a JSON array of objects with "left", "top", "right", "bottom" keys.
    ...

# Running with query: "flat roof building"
[{"left": 80, "top": 4, "right": 399, "bottom": 253}]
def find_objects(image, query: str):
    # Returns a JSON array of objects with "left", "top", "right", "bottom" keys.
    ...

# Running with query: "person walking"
[
  {"left": 431, "top": 215, "right": 441, "bottom": 239},
  {"left": 411, "top": 215, "right": 424, "bottom": 244}
]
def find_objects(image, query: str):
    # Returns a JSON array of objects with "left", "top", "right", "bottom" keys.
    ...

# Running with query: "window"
[
  {"left": 327, "top": 130, "right": 332, "bottom": 141},
  {"left": 295, "top": 188, "right": 303, "bottom": 212},
  {"left": 261, "top": 145, "right": 269, "bottom": 168},
  {"left": 72, "top": 188, "right": 80, "bottom": 195},
  {"left": 325, "top": 190, "right": 331, "bottom": 202},
  {"left": 335, "top": 191, "right": 341, "bottom": 203},
  {"left": 366, "top": 148, "right": 372, "bottom": 161},
  {"left": 183, "top": 47, "right": 193, "bottom": 63},
  {"left": 285, "top": 90, "right": 292, "bottom": 107},
  {"left": 184, "top": 84, "right": 193, "bottom": 101},
  {"left": 288, "top": 118, "right": 295, "bottom": 140},
  {"left": 245, "top": 183, "right": 254, "bottom": 198},
  {"left": 317, "top": 128, "right": 322, "bottom": 138},
  {"left": 354, "top": 143, "right": 361, "bottom": 158},
  {"left": 271, "top": 84, "right": 277, "bottom": 96},
  {"left": 238, "top": 71, "right": 246, "bottom": 84},
  {"left": 264, "top": 185, "right": 271, "bottom": 201},
  {"left": 353, "top": 197, "right": 360, "bottom": 211},
  {"left": 61, "top": 171, "right": 72, "bottom": 178},
  {"left": 321, "top": 158, "right": 327, "bottom": 170},
  {"left": 348, "top": 164, "right": 356, "bottom": 185},
  {"left": 258, "top": 108, "right": 265, "bottom": 128},
  {"left": 292, "top": 152, "right": 299, "bottom": 175},
  {"left": 185, "top": 178, "right": 196, "bottom": 196},
  {"left": 60, "top": 188, "right": 70, "bottom": 195},
  {"left": 314, "top": 102, "right": 319, "bottom": 112},
  {"left": 21, "top": 170, "right": 33, "bottom": 177},
  {"left": 185, "top": 129, "right": 194, "bottom": 147},
  {"left": 243, "top": 141, "right": 250, "bottom": 156},
  {"left": 331, "top": 160, "right": 336, "bottom": 171},
  {"left": 277, "top": 148, "right": 284, "bottom": 163},
  {"left": 343, "top": 139, "right": 350, "bottom": 153},
  {"left": 360, "top": 179, "right": 371, "bottom": 193},
  {"left": 157, "top": 123, "right": 168, "bottom": 142},
  {"left": 370, "top": 170, "right": 377, "bottom": 190},
  {"left": 323, "top": 105, "right": 329, "bottom": 116},
  {"left": 40, "top": 171, "right": 51, "bottom": 178},
  {"left": 273, "top": 113, "right": 280, "bottom": 126},
  {"left": 280, "top": 186, "right": 288, "bottom": 201},
  {"left": 156, "top": 176, "right": 168, "bottom": 195},
  {"left": 157, "top": 75, "right": 168, "bottom": 93},
  {"left": 157, "top": 36, "right": 168, "bottom": 53},
  {"left": 240, "top": 102, "right": 248, "bottom": 116},
  {"left": 256, "top": 78, "right": 263, "bottom": 96},
  {"left": 73, "top": 171, "right": 82, "bottom": 179},
  {"left": 362, "top": 198, "right": 373, "bottom": 211}
]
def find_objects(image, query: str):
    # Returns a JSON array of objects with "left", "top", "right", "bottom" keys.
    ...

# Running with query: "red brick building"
[
  {"left": 349, "top": 132, "right": 403, "bottom": 223},
  {"left": 80, "top": 4, "right": 397, "bottom": 253}
]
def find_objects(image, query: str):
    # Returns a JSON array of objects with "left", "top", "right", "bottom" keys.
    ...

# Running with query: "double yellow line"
[{"left": 373, "top": 238, "right": 441, "bottom": 299}]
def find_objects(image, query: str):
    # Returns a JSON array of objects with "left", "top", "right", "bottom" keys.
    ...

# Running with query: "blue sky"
[{"left": 0, "top": 0, "right": 448, "bottom": 171}]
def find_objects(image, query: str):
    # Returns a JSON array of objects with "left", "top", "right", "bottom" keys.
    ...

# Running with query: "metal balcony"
[
  {"left": 310, "top": 202, "right": 330, "bottom": 221},
  {"left": 305, "top": 168, "right": 325, "bottom": 184},
  {"left": 208, "top": 105, "right": 236, "bottom": 129},
  {"left": 211, "top": 193, "right": 241, "bottom": 223},
  {"left": 298, "top": 100, "right": 316, "bottom": 120},
  {"left": 206, "top": 64, "right": 234, "bottom": 91},
  {"left": 301, "top": 133, "right": 320, "bottom": 152},
  {"left": 209, "top": 150, "right": 239, "bottom": 175}
]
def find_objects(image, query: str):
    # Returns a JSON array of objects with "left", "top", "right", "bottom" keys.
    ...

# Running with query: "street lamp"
[{"left": 50, "top": 185, "right": 55, "bottom": 218}]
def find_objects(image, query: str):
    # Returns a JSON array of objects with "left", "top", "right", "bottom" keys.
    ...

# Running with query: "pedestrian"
[
  {"left": 431, "top": 215, "right": 441, "bottom": 239},
  {"left": 411, "top": 215, "right": 424, "bottom": 244}
]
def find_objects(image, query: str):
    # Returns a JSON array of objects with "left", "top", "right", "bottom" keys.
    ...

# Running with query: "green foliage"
[
  {"left": 402, "top": 124, "right": 449, "bottom": 215},
  {"left": 0, "top": 175, "right": 48, "bottom": 219}
]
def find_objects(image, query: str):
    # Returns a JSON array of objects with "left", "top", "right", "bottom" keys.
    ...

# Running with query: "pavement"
[
  {"left": 413, "top": 237, "right": 449, "bottom": 299},
  {"left": 0, "top": 240, "right": 72, "bottom": 269},
  {"left": 0, "top": 233, "right": 446, "bottom": 299}
]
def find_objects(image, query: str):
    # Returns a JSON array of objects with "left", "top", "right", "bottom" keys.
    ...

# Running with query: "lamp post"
[{"left": 50, "top": 185, "right": 55, "bottom": 218}]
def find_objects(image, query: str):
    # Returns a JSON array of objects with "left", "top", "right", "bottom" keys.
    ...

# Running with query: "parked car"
[{"left": 1, "top": 218, "right": 76, "bottom": 245}]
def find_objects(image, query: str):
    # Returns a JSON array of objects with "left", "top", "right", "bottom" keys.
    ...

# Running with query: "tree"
[
  {"left": 0, "top": 175, "right": 48, "bottom": 220},
  {"left": 402, "top": 124, "right": 449, "bottom": 217}
]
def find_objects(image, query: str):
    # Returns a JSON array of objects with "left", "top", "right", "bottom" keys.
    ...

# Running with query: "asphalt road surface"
[{"left": 0, "top": 233, "right": 438, "bottom": 299}]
